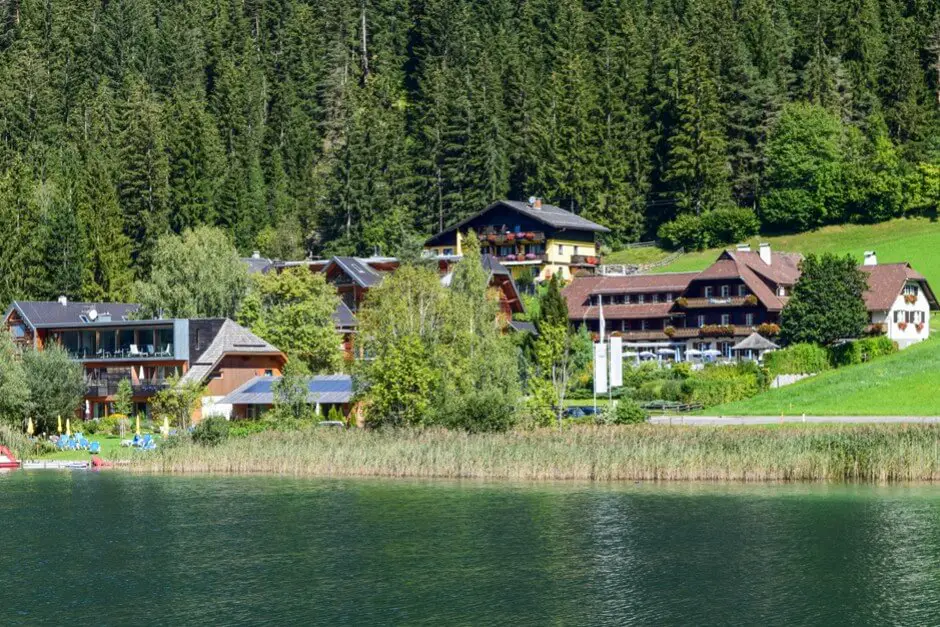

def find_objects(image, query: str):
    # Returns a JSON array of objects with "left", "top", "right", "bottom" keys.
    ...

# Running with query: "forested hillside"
[{"left": 1, "top": 0, "right": 939, "bottom": 305}]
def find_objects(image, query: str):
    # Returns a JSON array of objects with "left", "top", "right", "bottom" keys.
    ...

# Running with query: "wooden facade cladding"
[{"left": 204, "top": 355, "right": 284, "bottom": 397}]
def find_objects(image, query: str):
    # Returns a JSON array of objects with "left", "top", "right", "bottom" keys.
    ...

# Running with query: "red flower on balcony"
[
  {"left": 916, "top": 322, "right": 925, "bottom": 333},
  {"left": 898, "top": 321, "right": 908, "bottom": 331}
]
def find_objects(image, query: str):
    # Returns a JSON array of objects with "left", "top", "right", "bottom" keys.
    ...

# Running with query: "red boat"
[{"left": 0, "top": 445, "right": 19, "bottom": 469}]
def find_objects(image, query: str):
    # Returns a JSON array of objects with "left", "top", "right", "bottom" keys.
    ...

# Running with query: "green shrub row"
[
  {"left": 657, "top": 207, "right": 760, "bottom": 251},
  {"left": 829, "top": 336, "right": 897, "bottom": 368},
  {"left": 764, "top": 343, "right": 832, "bottom": 376}
]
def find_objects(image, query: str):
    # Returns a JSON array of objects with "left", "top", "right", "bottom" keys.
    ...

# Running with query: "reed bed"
[{"left": 116, "top": 423, "right": 940, "bottom": 482}]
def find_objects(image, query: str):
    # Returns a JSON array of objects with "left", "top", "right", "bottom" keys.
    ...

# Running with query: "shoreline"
[{"left": 103, "top": 423, "right": 940, "bottom": 483}]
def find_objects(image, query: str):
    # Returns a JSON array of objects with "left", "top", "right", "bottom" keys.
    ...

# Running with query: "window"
[
  {"left": 704, "top": 286, "right": 713, "bottom": 298},
  {"left": 720, "top": 285, "right": 730, "bottom": 298},
  {"left": 738, "top": 285, "right": 747, "bottom": 297},
  {"left": 778, "top": 286, "right": 786, "bottom": 297},
  {"left": 574, "top": 245, "right": 580, "bottom": 255},
  {"left": 721, "top": 314, "right": 730, "bottom": 326},
  {"left": 640, "top": 319, "right": 648, "bottom": 330},
  {"left": 637, "top": 294, "right": 645, "bottom": 304},
  {"left": 666, "top": 293, "right": 673, "bottom": 302},
  {"left": 208, "top": 370, "right": 223, "bottom": 380},
  {"left": 697, "top": 315, "right": 706, "bottom": 328},
  {"left": 10, "top": 324, "right": 25, "bottom": 338},
  {"left": 558, "top": 244, "right": 564, "bottom": 255},
  {"left": 443, "top": 248, "right": 454, "bottom": 256},
  {"left": 745, "top": 313, "right": 754, "bottom": 326},
  {"left": 264, "top": 369, "right": 274, "bottom": 377},
  {"left": 651, "top": 294, "right": 659, "bottom": 303},
  {"left": 624, "top": 294, "right": 631, "bottom": 305}
]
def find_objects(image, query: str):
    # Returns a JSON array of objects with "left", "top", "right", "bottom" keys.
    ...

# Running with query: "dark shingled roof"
[
  {"left": 8, "top": 301, "right": 141, "bottom": 328},
  {"left": 242, "top": 256, "right": 276, "bottom": 275},
  {"left": 180, "top": 319, "right": 283, "bottom": 385},
  {"left": 426, "top": 199, "right": 609, "bottom": 245},
  {"left": 220, "top": 374, "right": 353, "bottom": 406},
  {"left": 330, "top": 256, "right": 385, "bottom": 288},
  {"left": 332, "top": 301, "right": 357, "bottom": 329}
]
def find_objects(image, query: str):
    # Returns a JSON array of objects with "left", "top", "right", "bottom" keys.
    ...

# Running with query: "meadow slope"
[
  {"left": 711, "top": 339, "right": 940, "bottom": 416},
  {"left": 607, "top": 218, "right": 940, "bottom": 284}
]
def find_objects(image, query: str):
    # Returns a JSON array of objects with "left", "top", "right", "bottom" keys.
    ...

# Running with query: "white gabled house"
[{"left": 860, "top": 252, "right": 939, "bottom": 348}]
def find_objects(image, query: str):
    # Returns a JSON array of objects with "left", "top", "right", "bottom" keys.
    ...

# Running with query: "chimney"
[
  {"left": 863, "top": 250, "right": 877, "bottom": 266},
  {"left": 736, "top": 243, "right": 751, "bottom": 252},
  {"left": 57, "top": 295, "right": 68, "bottom": 307},
  {"left": 528, "top": 196, "right": 542, "bottom": 210},
  {"left": 251, "top": 250, "right": 261, "bottom": 259},
  {"left": 759, "top": 243, "right": 772, "bottom": 266}
]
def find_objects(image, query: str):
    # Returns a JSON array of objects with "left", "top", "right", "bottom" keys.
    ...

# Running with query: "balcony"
[
  {"left": 676, "top": 296, "right": 756, "bottom": 309},
  {"left": 85, "top": 378, "right": 171, "bottom": 398},
  {"left": 479, "top": 230, "right": 546, "bottom": 245},
  {"left": 570, "top": 254, "right": 601, "bottom": 266},
  {"left": 69, "top": 345, "right": 177, "bottom": 362},
  {"left": 498, "top": 253, "right": 547, "bottom": 265}
]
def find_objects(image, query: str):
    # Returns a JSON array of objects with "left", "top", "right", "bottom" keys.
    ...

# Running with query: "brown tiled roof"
[
  {"left": 562, "top": 273, "right": 697, "bottom": 319},
  {"left": 735, "top": 251, "right": 803, "bottom": 284},
  {"left": 689, "top": 253, "right": 787, "bottom": 311},
  {"left": 859, "top": 263, "right": 939, "bottom": 311},
  {"left": 577, "top": 303, "right": 675, "bottom": 320}
]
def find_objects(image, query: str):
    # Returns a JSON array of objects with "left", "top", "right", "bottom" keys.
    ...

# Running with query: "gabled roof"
[
  {"left": 426, "top": 199, "right": 609, "bottom": 245},
  {"left": 180, "top": 319, "right": 284, "bottom": 385},
  {"left": 732, "top": 332, "right": 779, "bottom": 351},
  {"left": 690, "top": 251, "right": 793, "bottom": 312},
  {"left": 329, "top": 256, "right": 386, "bottom": 288},
  {"left": 332, "top": 302, "right": 357, "bottom": 330},
  {"left": 220, "top": 374, "right": 353, "bottom": 406},
  {"left": 6, "top": 301, "right": 141, "bottom": 329},
  {"left": 562, "top": 273, "right": 698, "bottom": 320},
  {"left": 860, "top": 263, "right": 940, "bottom": 311}
]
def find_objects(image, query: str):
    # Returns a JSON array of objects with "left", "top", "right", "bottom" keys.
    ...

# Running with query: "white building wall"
[{"left": 882, "top": 283, "right": 930, "bottom": 349}]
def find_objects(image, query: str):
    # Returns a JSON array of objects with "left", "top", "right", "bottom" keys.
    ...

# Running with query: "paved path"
[{"left": 650, "top": 415, "right": 940, "bottom": 426}]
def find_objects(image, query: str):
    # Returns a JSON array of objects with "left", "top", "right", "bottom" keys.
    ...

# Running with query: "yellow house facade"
[{"left": 424, "top": 199, "right": 609, "bottom": 283}]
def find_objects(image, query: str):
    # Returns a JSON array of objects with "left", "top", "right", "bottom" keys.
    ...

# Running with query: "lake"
[{"left": 3, "top": 473, "right": 940, "bottom": 625}]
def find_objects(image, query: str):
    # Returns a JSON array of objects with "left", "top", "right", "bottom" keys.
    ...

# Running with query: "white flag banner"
[
  {"left": 609, "top": 336, "right": 623, "bottom": 388},
  {"left": 593, "top": 342, "right": 608, "bottom": 395},
  {"left": 598, "top": 296, "right": 605, "bottom": 340}
]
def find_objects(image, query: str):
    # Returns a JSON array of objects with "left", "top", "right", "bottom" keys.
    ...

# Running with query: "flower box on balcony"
[
  {"left": 916, "top": 322, "right": 925, "bottom": 333},
  {"left": 506, "top": 233, "right": 516, "bottom": 242},
  {"left": 516, "top": 254, "right": 526, "bottom": 261},
  {"left": 904, "top": 294, "right": 917, "bottom": 305},
  {"left": 898, "top": 321, "right": 908, "bottom": 331},
  {"left": 699, "top": 324, "right": 735, "bottom": 338},
  {"left": 525, "top": 253, "right": 537, "bottom": 260}
]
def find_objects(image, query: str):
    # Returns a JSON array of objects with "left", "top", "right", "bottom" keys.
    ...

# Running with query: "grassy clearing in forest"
[{"left": 120, "top": 423, "right": 940, "bottom": 482}]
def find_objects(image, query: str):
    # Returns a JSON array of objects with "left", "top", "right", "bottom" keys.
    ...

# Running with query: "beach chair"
[
  {"left": 146, "top": 345, "right": 155, "bottom": 355},
  {"left": 57, "top": 437, "right": 68, "bottom": 450},
  {"left": 129, "top": 344, "right": 141, "bottom": 357},
  {"left": 89, "top": 442, "right": 101, "bottom": 454},
  {"left": 79, "top": 438, "right": 90, "bottom": 450}
]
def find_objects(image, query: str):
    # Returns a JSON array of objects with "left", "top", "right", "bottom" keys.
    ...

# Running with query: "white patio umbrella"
[
  {"left": 656, "top": 348, "right": 677, "bottom": 355},
  {"left": 685, "top": 348, "right": 702, "bottom": 357},
  {"left": 639, "top": 351, "right": 657, "bottom": 359},
  {"left": 702, "top": 349, "right": 722, "bottom": 357}
]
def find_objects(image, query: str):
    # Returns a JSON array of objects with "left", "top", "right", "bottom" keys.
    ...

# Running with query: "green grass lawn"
[
  {"left": 605, "top": 217, "right": 940, "bottom": 285},
  {"left": 710, "top": 338, "right": 940, "bottom": 416},
  {"left": 33, "top": 434, "right": 127, "bottom": 461}
]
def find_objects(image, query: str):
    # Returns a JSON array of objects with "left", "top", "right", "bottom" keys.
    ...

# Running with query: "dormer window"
[
  {"left": 737, "top": 285, "right": 747, "bottom": 297},
  {"left": 720, "top": 285, "right": 730, "bottom": 298},
  {"left": 778, "top": 286, "right": 786, "bottom": 297},
  {"left": 704, "top": 286, "right": 713, "bottom": 298},
  {"left": 904, "top": 284, "right": 919, "bottom": 297}
]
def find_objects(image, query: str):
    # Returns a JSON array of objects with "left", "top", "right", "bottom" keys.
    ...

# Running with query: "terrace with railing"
[{"left": 49, "top": 326, "right": 180, "bottom": 361}]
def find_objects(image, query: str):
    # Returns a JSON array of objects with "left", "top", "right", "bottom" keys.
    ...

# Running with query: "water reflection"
[{"left": 3, "top": 474, "right": 940, "bottom": 625}]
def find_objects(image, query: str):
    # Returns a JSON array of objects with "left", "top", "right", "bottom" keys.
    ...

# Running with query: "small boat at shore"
[
  {"left": 0, "top": 445, "right": 19, "bottom": 469},
  {"left": 21, "top": 460, "right": 89, "bottom": 470}
]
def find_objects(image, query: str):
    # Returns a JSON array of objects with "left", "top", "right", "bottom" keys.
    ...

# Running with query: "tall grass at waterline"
[{"left": 120, "top": 424, "right": 940, "bottom": 482}]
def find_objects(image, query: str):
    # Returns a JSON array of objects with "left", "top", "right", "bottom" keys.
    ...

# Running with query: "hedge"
[{"left": 764, "top": 343, "right": 831, "bottom": 376}]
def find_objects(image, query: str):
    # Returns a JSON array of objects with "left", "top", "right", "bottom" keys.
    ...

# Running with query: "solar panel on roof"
[{"left": 244, "top": 380, "right": 275, "bottom": 394}]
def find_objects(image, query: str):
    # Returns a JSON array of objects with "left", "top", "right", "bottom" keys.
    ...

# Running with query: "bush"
[
  {"left": 228, "top": 420, "right": 272, "bottom": 438},
  {"left": 829, "top": 336, "right": 897, "bottom": 367},
  {"left": 192, "top": 416, "right": 230, "bottom": 446},
  {"left": 658, "top": 208, "right": 760, "bottom": 251},
  {"left": 685, "top": 364, "right": 760, "bottom": 406},
  {"left": 84, "top": 414, "right": 126, "bottom": 436},
  {"left": 658, "top": 213, "right": 707, "bottom": 250},
  {"left": 610, "top": 399, "right": 649, "bottom": 425},
  {"left": 700, "top": 207, "right": 760, "bottom": 246},
  {"left": 764, "top": 343, "right": 831, "bottom": 376}
]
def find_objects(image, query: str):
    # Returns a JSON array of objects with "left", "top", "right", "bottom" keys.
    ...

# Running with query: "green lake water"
[{"left": 3, "top": 472, "right": 940, "bottom": 625}]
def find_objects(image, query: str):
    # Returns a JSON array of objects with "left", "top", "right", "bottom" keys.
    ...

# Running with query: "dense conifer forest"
[{"left": 1, "top": 0, "right": 940, "bottom": 304}]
